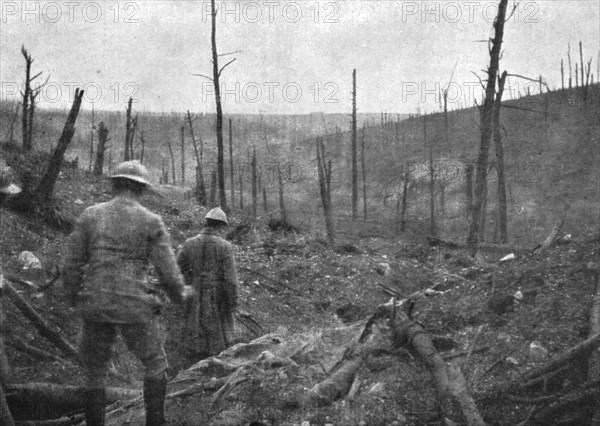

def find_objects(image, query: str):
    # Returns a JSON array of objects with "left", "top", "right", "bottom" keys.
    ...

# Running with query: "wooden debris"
[
  {"left": 386, "top": 306, "right": 486, "bottom": 426},
  {"left": 3, "top": 281, "right": 79, "bottom": 361},
  {"left": 308, "top": 359, "right": 362, "bottom": 405},
  {"left": 531, "top": 207, "right": 568, "bottom": 257}
]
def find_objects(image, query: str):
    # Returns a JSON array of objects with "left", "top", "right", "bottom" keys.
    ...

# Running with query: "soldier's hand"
[{"left": 181, "top": 285, "right": 195, "bottom": 303}]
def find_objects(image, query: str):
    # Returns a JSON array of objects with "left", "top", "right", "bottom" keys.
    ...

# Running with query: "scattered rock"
[
  {"left": 18, "top": 251, "right": 42, "bottom": 270},
  {"left": 528, "top": 341, "right": 548, "bottom": 361},
  {"left": 499, "top": 253, "right": 515, "bottom": 262},
  {"left": 505, "top": 356, "right": 519, "bottom": 365},
  {"left": 74, "top": 198, "right": 84, "bottom": 205},
  {"left": 375, "top": 262, "right": 390, "bottom": 276},
  {"left": 367, "top": 382, "right": 384, "bottom": 394}
]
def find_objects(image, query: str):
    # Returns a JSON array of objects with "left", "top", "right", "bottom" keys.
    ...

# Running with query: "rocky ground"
[{"left": 1, "top": 170, "right": 599, "bottom": 425}]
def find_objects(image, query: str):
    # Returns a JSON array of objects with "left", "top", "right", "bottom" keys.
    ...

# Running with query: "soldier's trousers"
[{"left": 80, "top": 319, "right": 167, "bottom": 388}]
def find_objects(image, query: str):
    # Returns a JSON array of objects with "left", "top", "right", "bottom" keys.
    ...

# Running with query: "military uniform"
[
  {"left": 63, "top": 194, "right": 186, "bottom": 387},
  {"left": 177, "top": 228, "right": 239, "bottom": 358}
]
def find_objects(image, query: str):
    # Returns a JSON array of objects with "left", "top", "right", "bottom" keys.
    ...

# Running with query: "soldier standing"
[
  {"left": 62, "top": 160, "right": 193, "bottom": 426},
  {"left": 177, "top": 207, "right": 239, "bottom": 360},
  {"left": 0, "top": 159, "right": 20, "bottom": 426}
]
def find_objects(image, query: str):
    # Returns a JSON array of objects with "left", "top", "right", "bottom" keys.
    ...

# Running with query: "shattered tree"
[{"left": 468, "top": 0, "right": 508, "bottom": 256}]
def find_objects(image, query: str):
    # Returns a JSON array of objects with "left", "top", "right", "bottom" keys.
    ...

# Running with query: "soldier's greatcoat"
[
  {"left": 63, "top": 195, "right": 185, "bottom": 323},
  {"left": 177, "top": 228, "right": 239, "bottom": 357},
  {"left": 62, "top": 194, "right": 186, "bottom": 386}
]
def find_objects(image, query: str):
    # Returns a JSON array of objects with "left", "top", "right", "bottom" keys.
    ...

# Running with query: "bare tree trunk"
[
  {"left": 468, "top": 0, "right": 508, "bottom": 256},
  {"left": 580, "top": 41, "right": 585, "bottom": 93},
  {"left": 361, "top": 124, "right": 367, "bottom": 221},
  {"left": 139, "top": 131, "right": 145, "bottom": 163},
  {"left": 239, "top": 168, "right": 244, "bottom": 211},
  {"left": 480, "top": 179, "right": 488, "bottom": 243},
  {"left": 27, "top": 90, "right": 37, "bottom": 150},
  {"left": 35, "top": 89, "right": 84, "bottom": 201},
  {"left": 124, "top": 98, "right": 133, "bottom": 161},
  {"left": 252, "top": 147, "right": 257, "bottom": 219},
  {"left": 167, "top": 140, "right": 176, "bottom": 184},
  {"left": 426, "top": 114, "right": 437, "bottom": 238},
  {"left": 180, "top": 126, "right": 185, "bottom": 186},
  {"left": 277, "top": 164, "right": 287, "bottom": 223},
  {"left": 187, "top": 111, "right": 206, "bottom": 205},
  {"left": 262, "top": 187, "right": 268, "bottom": 213},
  {"left": 21, "top": 46, "right": 32, "bottom": 151},
  {"left": 466, "top": 163, "right": 474, "bottom": 222},
  {"left": 209, "top": 169, "right": 217, "bottom": 207},
  {"left": 568, "top": 43, "right": 572, "bottom": 89},
  {"left": 229, "top": 118, "right": 235, "bottom": 210},
  {"left": 316, "top": 137, "right": 335, "bottom": 244},
  {"left": 400, "top": 173, "right": 409, "bottom": 233},
  {"left": 561, "top": 59, "right": 565, "bottom": 90},
  {"left": 93, "top": 122, "right": 109, "bottom": 176},
  {"left": 161, "top": 157, "right": 168, "bottom": 184},
  {"left": 351, "top": 69, "right": 358, "bottom": 220},
  {"left": 494, "top": 71, "right": 508, "bottom": 243},
  {"left": 211, "top": 0, "right": 228, "bottom": 211},
  {"left": 88, "top": 104, "right": 95, "bottom": 172}
]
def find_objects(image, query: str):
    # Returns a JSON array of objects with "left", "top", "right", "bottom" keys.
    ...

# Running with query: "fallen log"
[
  {"left": 5, "top": 383, "right": 139, "bottom": 421},
  {"left": 385, "top": 305, "right": 486, "bottom": 426},
  {"left": 15, "top": 414, "right": 84, "bottom": 426},
  {"left": 308, "top": 358, "right": 362, "bottom": 405},
  {"left": 3, "top": 281, "right": 79, "bottom": 361},
  {"left": 519, "top": 333, "right": 600, "bottom": 384},
  {"left": 8, "top": 336, "right": 69, "bottom": 364},
  {"left": 531, "top": 380, "right": 600, "bottom": 425},
  {"left": 4, "top": 278, "right": 135, "bottom": 385}
]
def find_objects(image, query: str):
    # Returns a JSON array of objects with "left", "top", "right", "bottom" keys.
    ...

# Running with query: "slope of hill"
[{"left": 0, "top": 168, "right": 598, "bottom": 425}]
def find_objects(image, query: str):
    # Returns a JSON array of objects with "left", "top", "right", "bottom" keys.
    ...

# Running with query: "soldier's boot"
[
  {"left": 84, "top": 387, "right": 105, "bottom": 426},
  {"left": 144, "top": 375, "right": 167, "bottom": 426}
]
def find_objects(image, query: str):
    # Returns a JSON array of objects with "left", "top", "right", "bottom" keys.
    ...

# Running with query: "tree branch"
[{"left": 218, "top": 58, "right": 237, "bottom": 77}]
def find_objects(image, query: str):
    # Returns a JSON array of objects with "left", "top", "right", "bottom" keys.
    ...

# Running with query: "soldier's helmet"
[
  {"left": 0, "top": 159, "right": 21, "bottom": 195},
  {"left": 111, "top": 160, "right": 151, "bottom": 186},
  {"left": 205, "top": 207, "right": 228, "bottom": 225}
]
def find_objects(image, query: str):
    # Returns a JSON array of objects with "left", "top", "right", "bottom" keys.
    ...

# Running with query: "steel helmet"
[
  {"left": 111, "top": 160, "right": 151, "bottom": 186},
  {"left": 205, "top": 207, "right": 228, "bottom": 225},
  {"left": 0, "top": 159, "right": 21, "bottom": 195}
]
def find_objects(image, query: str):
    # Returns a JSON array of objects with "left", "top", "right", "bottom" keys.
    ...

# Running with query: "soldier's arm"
[
  {"left": 149, "top": 216, "right": 187, "bottom": 304},
  {"left": 221, "top": 242, "right": 239, "bottom": 312},
  {"left": 176, "top": 245, "right": 191, "bottom": 286},
  {"left": 61, "top": 213, "right": 89, "bottom": 306}
]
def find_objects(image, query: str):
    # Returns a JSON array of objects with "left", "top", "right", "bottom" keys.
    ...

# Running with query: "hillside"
[
  {"left": 292, "top": 84, "right": 600, "bottom": 246},
  {"left": 0, "top": 168, "right": 599, "bottom": 425},
  {"left": 2, "top": 84, "right": 597, "bottom": 248}
]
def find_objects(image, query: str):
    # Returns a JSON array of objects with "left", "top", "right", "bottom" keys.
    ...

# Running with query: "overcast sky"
[{"left": 1, "top": 1, "right": 598, "bottom": 115}]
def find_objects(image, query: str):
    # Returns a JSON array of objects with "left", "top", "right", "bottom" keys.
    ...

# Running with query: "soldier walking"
[
  {"left": 177, "top": 208, "right": 239, "bottom": 360},
  {"left": 62, "top": 160, "right": 193, "bottom": 426}
]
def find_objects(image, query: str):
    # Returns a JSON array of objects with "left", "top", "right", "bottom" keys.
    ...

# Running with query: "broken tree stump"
[{"left": 531, "top": 207, "right": 568, "bottom": 257}]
